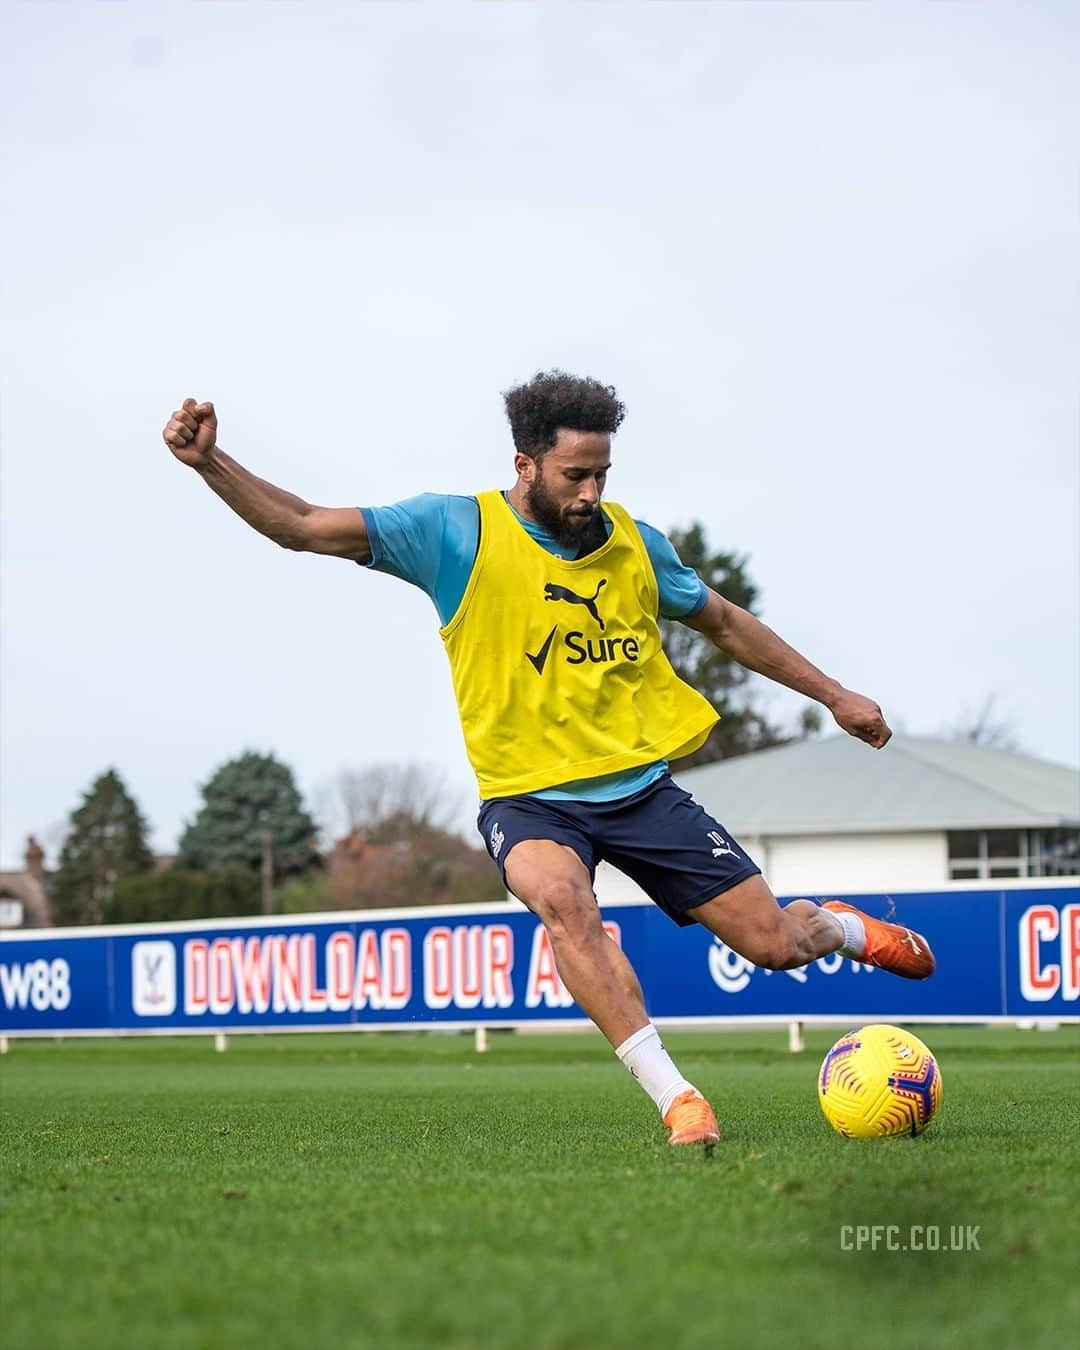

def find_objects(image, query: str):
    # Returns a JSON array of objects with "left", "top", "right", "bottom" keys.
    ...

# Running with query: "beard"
[{"left": 525, "top": 471, "right": 605, "bottom": 553}]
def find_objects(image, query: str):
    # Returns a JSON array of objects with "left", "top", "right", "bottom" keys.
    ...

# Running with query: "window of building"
[
  {"left": 1030, "top": 828, "right": 1080, "bottom": 877},
  {"left": 947, "top": 827, "right": 1080, "bottom": 879}
]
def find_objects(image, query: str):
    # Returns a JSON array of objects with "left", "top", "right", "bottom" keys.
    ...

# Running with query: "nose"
[{"left": 578, "top": 478, "right": 600, "bottom": 506}]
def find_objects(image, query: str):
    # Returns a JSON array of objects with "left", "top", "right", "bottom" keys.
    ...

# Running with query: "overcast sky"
[{"left": 2, "top": 0, "right": 1077, "bottom": 869}]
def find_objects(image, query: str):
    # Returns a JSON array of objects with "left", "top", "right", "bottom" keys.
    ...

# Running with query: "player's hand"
[
  {"left": 163, "top": 398, "right": 218, "bottom": 467},
  {"left": 829, "top": 690, "right": 891, "bottom": 748}
]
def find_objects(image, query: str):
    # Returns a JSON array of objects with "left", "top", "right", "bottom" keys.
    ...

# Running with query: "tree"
[
  {"left": 103, "top": 867, "right": 261, "bottom": 924},
  {"left": 945, "top": 694, "right": 1019, "bottom": 751},
  {"left": 314, "top": 762, "right": 458, "bottom": 848},
  {"left": 51, "top": 769, "right": 155, "bottom": 926},
  {"left": 660, "top": 523, "right": 788, "bottom": 767},
  {"left": 177, "top": 751, "right": 321, "bottom": 881}
]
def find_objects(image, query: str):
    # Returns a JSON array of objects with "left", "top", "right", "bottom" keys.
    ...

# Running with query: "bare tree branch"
[
  {"left": 315, "top": 762, "right": 460, "bottom": 844},
  {"left": 945, "top": 694, "right": 1020, "bottom": 750}
]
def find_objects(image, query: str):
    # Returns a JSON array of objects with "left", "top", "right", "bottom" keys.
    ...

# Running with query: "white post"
[
  {"left": 214, "top": 1033, "right": 229, "bottom": 1053},
  {"left": 0, "top": 1035, "right": 8, "bottom": 1055},
  {"left": 474, "top": 1026, "right": 489, "bottom": 1054},
  {"left": 787, "top": 1020, "right": 804, "bottom": 1053}
]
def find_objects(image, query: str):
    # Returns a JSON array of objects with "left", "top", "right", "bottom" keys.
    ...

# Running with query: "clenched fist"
[
  {"left": 829, "top": 689, "right": 892, "bottom": 749},
  {"left": 163, "top": 398, "right": 218, "bottom": 467}
]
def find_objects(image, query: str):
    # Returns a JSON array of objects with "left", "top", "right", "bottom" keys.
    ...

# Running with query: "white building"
[{"left": 595, "top": 735, "right": 1080, "bottom": 901}]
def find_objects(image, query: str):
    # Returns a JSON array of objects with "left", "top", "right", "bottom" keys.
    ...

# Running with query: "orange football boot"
[
  {"left": 663, "top": 1090, "right": 720, "bottom": 1148},
  {"left": 822, "top": 900, "right": 936, "bottom": 980}
]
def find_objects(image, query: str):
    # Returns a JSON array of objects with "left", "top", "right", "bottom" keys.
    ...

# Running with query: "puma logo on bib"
[
  {"left": 441, "top": 492, "right": 718, "bottom": 798},
  {"left": 544, "top": 578, "right": 607, "bottom": 630}
]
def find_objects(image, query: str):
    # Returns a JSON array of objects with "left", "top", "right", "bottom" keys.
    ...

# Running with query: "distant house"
[
  {"left": 328, "top": 826, "right": 504, "bottom": 908},
  {"left": 595, "top": 736, "right": 1080, "bottom": 900},
  {"left": 329, "top": 829, "right": 414, "bottom": 906},
  {"left": 0, "top": 836, "right": 52, "bottom": 928}
]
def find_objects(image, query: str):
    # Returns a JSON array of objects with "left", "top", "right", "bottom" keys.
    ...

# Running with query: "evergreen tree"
[
  {"left": 104, "top": 867, "right": 261, "bottom": 924},
  {"left": 51, "top": 769, "right": 155, "bottom": 926},
  {"left": 661, "top": 523, "right": 788, "bottom": 767},
  {"left": 177, "top": 751, "right": 320, "bottom": 880}
]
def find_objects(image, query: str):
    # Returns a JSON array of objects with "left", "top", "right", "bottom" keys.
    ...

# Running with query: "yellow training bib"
[{"left": 440, "top": 491, "right": 718, "bottom": 799}]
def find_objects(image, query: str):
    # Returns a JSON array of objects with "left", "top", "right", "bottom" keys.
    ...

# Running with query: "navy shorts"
[{"left": 476, "top": 773, "right": 761, "bottom": 927}]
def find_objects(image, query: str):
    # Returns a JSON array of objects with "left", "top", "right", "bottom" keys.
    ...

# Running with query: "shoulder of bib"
[
  {"left": 439, "top": 490, "right": 499, "bottom": 637},
  {"left": 603, "top": 501, "right": 659, "bottom": 618}
]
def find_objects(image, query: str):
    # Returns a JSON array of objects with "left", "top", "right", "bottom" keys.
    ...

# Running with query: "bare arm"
[
  {"left": 162, "top": 398, "right": 370, "bottom": 561},
  {"left": 683, "top": 588, "right": 891, "bottom": 748}
]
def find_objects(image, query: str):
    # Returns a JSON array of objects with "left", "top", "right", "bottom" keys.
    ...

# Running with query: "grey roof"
[{"left": 676, "top": 735, "right": 1080, "bottom": 836}]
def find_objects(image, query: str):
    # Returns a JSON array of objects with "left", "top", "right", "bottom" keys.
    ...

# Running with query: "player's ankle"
[
  {"left": 614, "top": 1024, "right": 697, "bottom": 1116},
  {"left": 657, "top": 1082, "right": 701, "bottom": 1118},
  {"left": 826, "top": 906, "right": 865, "bottom": 958}
]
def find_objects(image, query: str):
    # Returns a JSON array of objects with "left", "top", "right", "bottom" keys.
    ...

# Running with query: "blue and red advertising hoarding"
[{"left": 1, "top": 882, "right": 1077, "bottom": 1036}]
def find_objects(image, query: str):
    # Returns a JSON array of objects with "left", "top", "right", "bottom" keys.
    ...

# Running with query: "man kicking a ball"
[{"left": 162, "top": 371, "right": 935, "bottom": 1149}]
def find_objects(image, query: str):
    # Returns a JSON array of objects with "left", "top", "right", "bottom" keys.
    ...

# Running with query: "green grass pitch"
[{"left": 2, "top": 1026, "right": 1077, "bottom": 1349}]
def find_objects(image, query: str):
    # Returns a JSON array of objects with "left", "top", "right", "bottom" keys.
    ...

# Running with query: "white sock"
[
  {"left": 828, "top": 908, "right": 866, "bottom": 959},
  {"left": 614, "top": 1024, "right": 698, "bottom": 1118}
]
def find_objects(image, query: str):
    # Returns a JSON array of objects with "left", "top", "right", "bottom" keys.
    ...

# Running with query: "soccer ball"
[{"left": 818, "top": 1024, "right": 942, "bottom": 1139}]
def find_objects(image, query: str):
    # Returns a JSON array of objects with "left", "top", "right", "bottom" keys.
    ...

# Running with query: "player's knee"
[{"left": 534, "top": 879, "right": 601, "bottom": 947}]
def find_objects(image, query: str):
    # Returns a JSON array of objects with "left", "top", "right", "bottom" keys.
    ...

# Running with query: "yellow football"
[{"left": 818, "top": 1024, "right": 942, "bottom": 1139}]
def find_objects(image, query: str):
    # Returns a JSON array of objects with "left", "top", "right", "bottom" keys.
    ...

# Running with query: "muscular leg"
[
  {"left": 504, "top": 838, "right": 648, "bottom": 1047},
  {"left": 686, "top": 874, "right": 845, "bottom": 968},
  {"left": 504, "top": 837, "right": 714, "bottom": 1139}
]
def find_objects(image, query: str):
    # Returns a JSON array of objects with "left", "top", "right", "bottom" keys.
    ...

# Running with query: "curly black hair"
[{"left": 502, "top": 370, "right": 626, "bottom": 460}]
